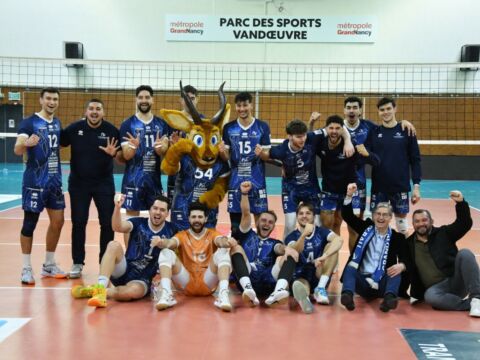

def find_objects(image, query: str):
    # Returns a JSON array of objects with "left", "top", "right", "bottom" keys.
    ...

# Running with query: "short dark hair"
[
  {"left": 188, "top": 201, "right": 209, "bottom": 217},
  {"left": 149, "top": 194, "right": 171, "bottom": 211},
  {"left": 296, "top": 202, "right": 315, "bottom": 215},
  {"left": 234, "top": 92, "right": 252, "bottom": 103},
  {"left": 344, "top": 96, "right": 363, "bottom": 108},
  {"left": 286, "top": 119, "right": 308, "bottom": 135},
  {"left": 183, "top": 85, "right": 198, "bottom": 96},
  {"left": 40, "top": 87, "right": 60, "bottom": 98},
  {"left": 260, "top": 210, "right": 278, "bottom": 223},
  {"left": 325, "top": 115, "right": 344, "bottom": 127},
  {"left": 412, "top": 209, "right": 432, "bottom": 221},
  {"left": 85, "top": 98, "right": 104, "bottom": 109},
  {"left": 377, "top": 97, "right": 396, "bottom": 109},
  {"left": 135, "top": 85, "right": 154, "bottom": 97}
]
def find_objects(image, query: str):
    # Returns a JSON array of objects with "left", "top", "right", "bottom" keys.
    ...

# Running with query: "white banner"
[{"left": 165, "top": 15, "right": 376, "bottom": 43}]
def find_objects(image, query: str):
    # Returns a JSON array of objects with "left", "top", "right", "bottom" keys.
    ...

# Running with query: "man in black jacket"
[
  {"left": 404, "top": 190, "right": 480, "bottom": 317},
  {"left": 340, "top": 183, "right": 407, "bottom": 312}
]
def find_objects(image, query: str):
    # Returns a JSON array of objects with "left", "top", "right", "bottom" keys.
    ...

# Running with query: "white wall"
[{"left": 1, "top": 0, "right": 479, "bottom": 63}]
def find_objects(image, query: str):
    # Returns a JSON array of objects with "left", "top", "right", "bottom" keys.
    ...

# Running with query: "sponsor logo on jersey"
[
  {"left": 394, "top": 132, "right": 404, "bottom": 139},
  {"left": 78, "top": 130, "right": 83, "bottom": 136}
]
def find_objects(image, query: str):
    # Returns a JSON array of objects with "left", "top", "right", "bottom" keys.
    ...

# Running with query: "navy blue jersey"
[
  {"left": 222, "top": 118, "right": 271, "bottom": 193},
  {"left": 17, "top": 113, "right": 62, "bottom": 188},
  {"left": 125, "top": 218, "right": 177, "bottom": 278},
  {"left": 234, "top": 228, "right": 281, "bottom": 269},
  {"left": 172, "top": 155, "right": 230, "bottom": 229},
  {"left": 316, "top": 137, "right": 357, "bottom": 194},
  {"left": 285, "top": 226, "right": 332, "bottom": 267},
  {"left": 119, "top": 115, "right": 171, "bottom": 192},
  {"left": 366, "top": 123, "right": 421, "bottom": 193},
  {"left": 269, "top": 131, "right": 322, "bottom": 192},
  {"left": 345, "top": 119, "right": 378, "bottom": 187}
]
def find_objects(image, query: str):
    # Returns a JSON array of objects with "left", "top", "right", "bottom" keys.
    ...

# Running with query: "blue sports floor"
[{"left": 0, "top": 163, "right": 479, "bottom": 211}]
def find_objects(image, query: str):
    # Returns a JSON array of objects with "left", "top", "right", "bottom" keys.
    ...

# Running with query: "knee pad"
[
  {"left": 396, "top": 217, "right": 408, "bottom": 235},
  {"left": 21, "top": 211, "right": 40, "bottom": 237},
  {"left": 158, "top": 248, "right": 176, "bottom": 268},
  {"left": 213, "top": 248, "right": 231, "bottom": 268}
]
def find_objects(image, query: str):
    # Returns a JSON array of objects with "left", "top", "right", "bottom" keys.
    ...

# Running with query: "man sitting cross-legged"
[
  {"left": 155, "top": 202, "right": 235, "bottom": 312},
  {"left": 71, "top": 194, "right": 176, "bottom": 307}
]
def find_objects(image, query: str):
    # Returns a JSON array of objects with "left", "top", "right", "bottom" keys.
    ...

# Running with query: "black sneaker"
[
  {"left": 341, "top": 291, "right": 355, "bottom": 311},
  {"left": 380, "top": 293, "right": 398, "bottom": 312}
]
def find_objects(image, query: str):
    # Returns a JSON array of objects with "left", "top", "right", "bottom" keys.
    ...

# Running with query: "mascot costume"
[{"left": 160, "top": 82, "right": 230, "bottom": 230}]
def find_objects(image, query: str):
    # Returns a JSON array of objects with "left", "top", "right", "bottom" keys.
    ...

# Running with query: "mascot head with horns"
[{"left": 160, "top": 81, "right": 230, "bottom": 210}]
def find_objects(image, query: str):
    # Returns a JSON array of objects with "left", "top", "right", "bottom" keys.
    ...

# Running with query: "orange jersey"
[{"left": 174, "top": 228, "right": 222, "bottom": 295}]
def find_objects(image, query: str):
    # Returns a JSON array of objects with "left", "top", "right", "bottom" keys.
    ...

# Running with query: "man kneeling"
[
  {"left": 155, "top": 202, "right": 235, "bottom": 312},
  {"left": 71, "top": 194, "right": 176, "bottom": 307}
]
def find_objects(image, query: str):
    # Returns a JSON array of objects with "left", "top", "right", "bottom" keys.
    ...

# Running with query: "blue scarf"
[{"left": 348, "top": 225, "right": 392, "bottom": 289}]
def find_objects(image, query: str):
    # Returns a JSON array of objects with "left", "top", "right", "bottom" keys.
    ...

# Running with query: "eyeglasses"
[{"left": 374, "top": 212, "right": 391, "bottom": 218}]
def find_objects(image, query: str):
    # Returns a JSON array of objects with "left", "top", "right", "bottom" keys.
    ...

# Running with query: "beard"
[
  {"left": 137, "top": 103, "right": 152, "bottom": 114},
  {"left": 191, "top": 221, "right": 206, "bottom": 234}
]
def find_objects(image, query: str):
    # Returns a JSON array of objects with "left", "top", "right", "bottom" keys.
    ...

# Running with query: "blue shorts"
[
  {"left": 320, "top": 191, "right": 344, "bottom": 212},
  {"left": 282, "top": 186, "right": 321, "bottom": 214},
  {"left": 370, "top": 192, "right": 409, "bottom": 214},
  {"left": 172, "top": 207, "right": 218, "bottom": 231},
  {"left": 122, "top": 178, "right": 163, "bottom": 211},
  {"left": 110, "top": 260, "right": 156, "bottom": 291},
  {"left": 293, "top": 264, "right": 319, "bottom": 293},
  {"left": 22, "top": 181, "right": 65, "bottom": 213},
  {"left": 234, "top": 265, "right": 276, "bottom": 296},
  {"left": 227, "top": 188, "right": 268, "bottom": 214},
  {"left": 352, "top": 186, "right": 367, "bottom": 213}
]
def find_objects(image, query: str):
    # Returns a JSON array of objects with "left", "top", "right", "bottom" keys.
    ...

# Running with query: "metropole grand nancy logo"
[
  {"left": 336, "top": 21, "right": 373, "bottom": 37},
  {"left": 169, "top": 18, "right": 205, "bottom": 36}
]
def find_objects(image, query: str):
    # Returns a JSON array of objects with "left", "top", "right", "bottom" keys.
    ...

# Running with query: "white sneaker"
[
  {"left": 313, "top": 286, "right": 330, "bottom": 305},
  {"left": 69, "top": 264, "right": 83, "bottom": 279},
  {"left": 470, "top": 297, "right": 480, "bottom": 317},
  {"left": 41, "top": 263, "right": 68, "bottom": 279},
  {"left": 292, "top": 281, "right": 314, "bottom": 314},
  {"left": 214, "top": 289, "right": 232, "bottom": 312},
  {"left": 155, "top": 289, "right": 177, "bottom": 311},
  {"left": 265, "top": 288, "right": 289, "bottom": 306},
  {"left": 21, "top": 266, "right": 35, "bottom": 285},
  {"left": 242, "top": 286, "right": 260, "bottom": 307}
]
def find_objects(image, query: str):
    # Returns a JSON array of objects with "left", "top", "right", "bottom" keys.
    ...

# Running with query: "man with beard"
[
  {"left": 14, "top": 87, "right": 67, "bottom": 284},
  {"left": 228, "top": 181, "right": 299, "bottom": 306},
  {"left": 155, "top": 202, "right": 235, "bottom": 311},
  {"left": 61, "top": 99, "right": 120, "bottom": 278},
  {"left": 340, "top": 183, "right": 407, "bottom": 313},
  {"left": 71, "top": 194, "right": 176, "bottom": 307},
  {"left": 403, "top": 191, "right": 480, "bottom": 317},
  {"left": 120, "top": 85, "right": 170, "bottom": 217},
  {"left": 365, "top": 97, "right": 421, "bottom": 236},
  {"left": 285, "top": 202, "right": 343, "bottom": 313},
  {"left": 316, "top": 115, "right": 379, "bottom": 236}
]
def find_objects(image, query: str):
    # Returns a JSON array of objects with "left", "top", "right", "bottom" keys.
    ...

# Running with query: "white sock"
[
  {"left": 45, "top": 251, "right": 55, "bottom": 265},
  {"left": 98, "top": 275, "right": 109, "bottom": 288},
  {"left": 22, "top": 254, "right": 31, "bottom": 268},
  {"left": 218, "top": 280, "right": 229, "bottom": 292},
  {"left": 274, "top": 279, "right": 288, "bottom": 291},
  {"left": 318, "top": 275, "right": 329, "bottom": 289},
  {"left": 239, "top": 276, "right": 252, "bottom": 290},
  {"left": 161, "top": 278, "right": 172, "bottom": 292}
]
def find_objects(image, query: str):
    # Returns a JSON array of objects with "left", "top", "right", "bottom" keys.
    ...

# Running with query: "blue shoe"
[{"left": 313, "top": 286, "right": 329, "bottom": 305}]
